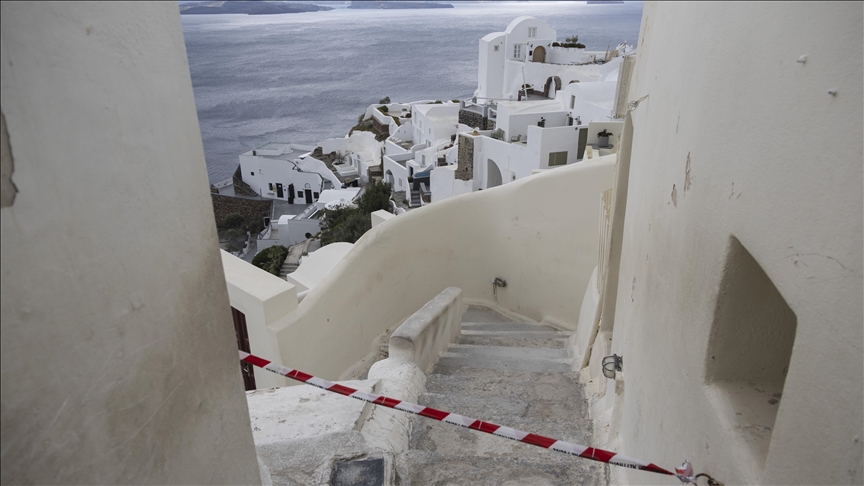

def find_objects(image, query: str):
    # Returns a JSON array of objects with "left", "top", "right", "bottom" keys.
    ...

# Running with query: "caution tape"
[{"left": 240, "top": 351, "right": 700, "bottom": 484}]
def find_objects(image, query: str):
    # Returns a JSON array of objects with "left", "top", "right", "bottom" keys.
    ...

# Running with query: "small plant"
[
  {"left": 552, "top": 42, "right": 560, "bottom": 47},
  {"left": 433, "top": 100, "right": 443, "bottom": 104},
  {"left": 357, "top": 113, "right": 365, "bottom": 124},
  {"left": 378, "top": 105, "right": 389, "bottom": 113},
  {"left": 491, "top": 128, "right": 505, "bottom": 140},
  {"left": 405, "top": 113, "right": 412, "bottom": 118},
  {"left": 379, "top": 96, "right": 391, "bottom": 104},
  {"left": 403, "top": 199, "right": 409, "bottom": 205},
  {"left": 223, "top": 212, "right": 244, "bottom": 229},
  {"left": 407, "top": 175, "right": 414, "bottom": 183},
  {"left": 451, "top": 99, "right": 460, "bottom": 103},
  {"left": 598, "top": 129, "right": 612, "bottom": 137},
  {"left": 565, "top": 35, "right": 579, "bottom": 44}
]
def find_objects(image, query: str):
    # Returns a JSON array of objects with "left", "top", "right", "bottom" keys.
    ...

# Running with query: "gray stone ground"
[{"left": 396, "top": 306, "right": 607, "bottom": 485}]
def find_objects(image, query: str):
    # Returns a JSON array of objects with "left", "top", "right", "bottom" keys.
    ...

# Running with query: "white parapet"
[{"left": 371, "top": 209, "right": 395, "bottom": 227}]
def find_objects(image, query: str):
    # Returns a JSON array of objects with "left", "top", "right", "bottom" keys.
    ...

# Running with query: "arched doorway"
[
  {"left": 543, "top": 76, "right": 562, "bottom": 98},
  {"left": 487, "top": 159, "right": 502, "bottom": 188},
  {"left": 532, "top": 46, "right": 546, "bottom": 63}
]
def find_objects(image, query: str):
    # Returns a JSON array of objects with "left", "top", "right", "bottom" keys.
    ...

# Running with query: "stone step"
[
  {"left": 435, "top": 354, "right": 573, "bottom": 374},
  {"left": 445, "top": 344, "right": 569, "bottom": 360},
  {"left": 460, "top": 321, "right": 563, "bottom": 333},
  {"left": 457, "top": 335, "right": 569, "bottom": 349},
  {"left": 397, "top": 450, "right": 606, "bottom": 485},
  {"left": 424, "top": 366, "right": 584, "bottom": 397}
]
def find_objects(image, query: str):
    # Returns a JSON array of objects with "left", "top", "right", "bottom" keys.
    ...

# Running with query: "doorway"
[
  {"left": 532, "top": 45, "right": 546, "bottom": 63},
  {"left": 305, "top": 189, "right": 313, "bottom": 204},
  {"left": 231, "top": 307, "right": 256, "bottom": 391},
  {"left": 276, "top": 183, "right": 284, "bottom": 198}
]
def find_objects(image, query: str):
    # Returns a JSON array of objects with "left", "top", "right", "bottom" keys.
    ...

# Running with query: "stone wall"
[
  {"left": 458, "top": 109, "right": 488, "bottom": 130},
  {"left": 455, "top": 134, "right": 474, "bottom": 181},
  {"left": 211, "top": 194, "right": 272, "bottom": 228}
]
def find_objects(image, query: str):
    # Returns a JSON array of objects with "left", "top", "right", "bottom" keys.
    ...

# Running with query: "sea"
[{"left": 181, "top": 1, "right": 645, "bottom": 184}]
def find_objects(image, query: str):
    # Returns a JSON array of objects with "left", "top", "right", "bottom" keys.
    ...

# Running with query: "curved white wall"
[
  {"left": 273, "top": 156, "right": 616, "bottom": 380},
  {"left": 602, "top": 2, "right": 863, "bottom": 485}
]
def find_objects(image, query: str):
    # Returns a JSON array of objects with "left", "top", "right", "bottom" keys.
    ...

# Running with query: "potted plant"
[{"left": 597, "top": 129, "right": 612, "bottom": 147}]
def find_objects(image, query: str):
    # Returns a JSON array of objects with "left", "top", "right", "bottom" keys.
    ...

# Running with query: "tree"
[
  {"left": 565, "top": 35, "right": 579, "bottom": 44},
  {"left": 251, "top": 245, "right": 289, "bottom": 276},
  {"left": 223, "top": 212, "right": 244, "bottom": 229},
  {"left": 379, "top": 96, "right": 391, "bottom": 104}
]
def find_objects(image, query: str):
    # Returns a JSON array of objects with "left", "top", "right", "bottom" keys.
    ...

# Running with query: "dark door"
[
  {"left": 288, "top": 183, "right": 295, "bottom": 204},
  {"left": 276, "top": 183, "right": 284, "bottom": 198},
  {"left": 231, "top": 307, "right": 256, "bottom": 391},
  {"left": 577, "top": 127, "right": 589, "bottom": 160},
  {"left": 304, "top": 189, "right": 313, "bottom": 204}
]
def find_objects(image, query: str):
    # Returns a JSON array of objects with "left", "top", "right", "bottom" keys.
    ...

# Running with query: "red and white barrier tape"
[{"left": 240, "top": 351, "right": 699, "bottom": 484}]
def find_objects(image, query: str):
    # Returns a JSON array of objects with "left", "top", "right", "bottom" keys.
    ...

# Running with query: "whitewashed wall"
[
  {"left": 596, "top": 2, "right": 863, "bottom": 485},
  {"left": 0, "top": 3, "right": 261, "bottom": 483}
]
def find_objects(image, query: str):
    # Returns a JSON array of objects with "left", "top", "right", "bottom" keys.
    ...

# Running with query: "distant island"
[
  {"left": 348, "top": 1, "right": 454, "bottom": 9},
  {"left": 180, "top": 2, "right": 333, "bottom": 15},
  {"left": 586, "top": 1, "right": 624, "bottom": 4}
]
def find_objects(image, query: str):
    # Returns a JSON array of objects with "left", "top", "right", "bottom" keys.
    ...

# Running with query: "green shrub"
[
  {"left": 451, "top": 99, "right": 460, "bottom": 103},
  {"left": 320, "top": 181, "right": 392, "bottom": 245},
  {"left": 491, "top": 128, "right": 505, "bottom": 140},
  {"left": 251, "top": 245, "right": 289, "bottom": 276},
  {"left": 222, "top": 227, "right": 246, "bottom": 241},
  {"left": 223, "top": 212, "right": 244, "bottom": 229},
  {"left": 565, "top": 35, "right": 579, "bottom": 44},
  {"left": 379, "top": 96, "right": 391, "bottom": 104},
  {"left": 378, "top": 105, "right": 389, "bottom": 113}
]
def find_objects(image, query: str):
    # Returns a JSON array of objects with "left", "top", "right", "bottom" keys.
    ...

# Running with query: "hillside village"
[
  {"left": 215, "top": 16, "right": 635, "bottom": 285},
  {"left": 2, "top": 2, "right": 861, "bottom": 486}
]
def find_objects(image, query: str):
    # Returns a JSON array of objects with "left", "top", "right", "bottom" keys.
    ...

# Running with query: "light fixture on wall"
[{"left": 602, "top": 354, "right": 623, "bottom": 379}]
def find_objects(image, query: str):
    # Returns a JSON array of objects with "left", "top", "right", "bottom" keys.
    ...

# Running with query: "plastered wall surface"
[
  {"left": 275, "top": 155, "right": 615, "bottom": 381},
  {"left": 0, "top": 3, "right": 260, "bottom": 484},
  {"left": 604, "top": 2, "right": 863, "bottom": 484}
]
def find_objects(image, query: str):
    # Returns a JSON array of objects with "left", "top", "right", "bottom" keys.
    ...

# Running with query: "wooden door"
[{"left": 231, "top": 307, "right": 256, "bottom": 391}]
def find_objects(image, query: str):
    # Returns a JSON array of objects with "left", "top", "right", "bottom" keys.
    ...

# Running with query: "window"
[
  {"left": 493, "top": 45, "right": 499, "bottom": 52},
  {"left": 421, "top": 155, "right": 426, "bottom": 164},
  {"left": 513, "top": 44, "right": 522, "bottom": 59},
  {"left": 528, "top": 27, "right": 537, "bottom": 38},
  {"left": 705, "top": 236, "right": 797, "bottom": 469},
  {"left": 570, "top": 95, "right": 576, "bottom": 109},
  {"left": 250, "top": 172, "right": 254, "bottom": 176},
  {"left": 548, "top": 151, "right": 568, "bottom": 166},
  {"left": 313, "top": 192, "right": 319, "bottom": 199},
  {"left": 268, "top": 183, "right": 274, "bottom": 190}
]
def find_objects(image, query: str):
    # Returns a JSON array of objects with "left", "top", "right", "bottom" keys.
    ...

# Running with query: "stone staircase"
[
  {"left": 396, "top": 305, "right": 606, "bottom": 485},
  {"left": 409, "top": 188, "right": 421, "bottom": 207}
]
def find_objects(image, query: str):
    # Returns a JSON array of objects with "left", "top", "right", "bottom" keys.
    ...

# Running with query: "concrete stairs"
[
  {"left": 279, "top": 261, "right": 299, "bottom": 279},
  {"left": 396, "top": 305, "right": 606, "bottom": 485},
  {"left": 409, "top": 188, "right": 421, "bottom": 207}
]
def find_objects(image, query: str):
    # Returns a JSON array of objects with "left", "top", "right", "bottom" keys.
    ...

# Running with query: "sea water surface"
[{"left": 181, "top": 1, "right": 644, "bottom": 183}]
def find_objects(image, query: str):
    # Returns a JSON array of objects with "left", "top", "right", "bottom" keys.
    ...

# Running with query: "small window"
[
  {"left": 513, "top": 44, "right": 522, "bottom": 59},
  {"left": 428, "top": 128, "right": 432, "bottom": 135},
  {"left": 268, "top": 183, "right": 274, "bottom": 190},
  {"left": 313, "top": 192, "right": 319, "bottom": 199},
  {"left": 528, "top": 27, "right": 537, "bottom": 38},
  {"left": 250, "top": 172, "right": 254, "bottom": 176},
  {"left": 493, "top": 45, "right": 500, "bottom": 52},
  {"left": 570, "top": 95, "right": 576, "bottom": 109},
  {"left": 549, "top": 151, "right": 567, "bottom": 166},
  {"left": 398, "top": 179, "right": 402, "bottom": 187}
]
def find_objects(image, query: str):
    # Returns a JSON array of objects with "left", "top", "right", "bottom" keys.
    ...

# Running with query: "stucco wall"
[
  {"left": 0, "top": 3, "right": 261, "bottom": 484},
  {"left": 601, "top": 2, "right": 863, "bottom": 485},
  {"left": 273, "top": 156, "right": 616, "bottom": 381}
]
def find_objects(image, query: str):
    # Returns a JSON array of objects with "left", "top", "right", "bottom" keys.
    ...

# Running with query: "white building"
[
  {"left": 319, "top": 130, "right": 383, "bottom": 184},
  {"left": 239, "top": 142, "right": 340, "bottom": 203},
  {"left": 476, "top": 16, "right": 629, "bottom": 102}
]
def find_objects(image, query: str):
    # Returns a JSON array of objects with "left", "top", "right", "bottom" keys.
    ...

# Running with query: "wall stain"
[
  {"left": 1, "top": 109, "right": 18, "bottom": 208},
  {"left": 684, "top": 152, "right": 692, "bottom": 193},
  {"left": 671, "top": 184, "right": 677, "bottom": 208}
]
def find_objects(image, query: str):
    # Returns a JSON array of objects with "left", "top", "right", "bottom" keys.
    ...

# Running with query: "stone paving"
[{"left": 396, "top": 306, "right": 607, "bottom": 485}]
